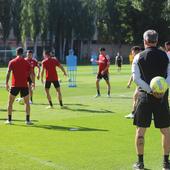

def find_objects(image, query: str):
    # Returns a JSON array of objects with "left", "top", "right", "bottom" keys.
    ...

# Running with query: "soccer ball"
[
  {"left": 150, "top": 76, "right": 168, "bottom": 93},
  {"left": 18, "top": 98, "right": 24, "bottom": 105}
]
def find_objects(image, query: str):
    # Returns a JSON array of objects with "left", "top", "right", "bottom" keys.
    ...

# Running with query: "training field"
[{"left": 0, "top": 65, "right": 164, "bottom": 170}]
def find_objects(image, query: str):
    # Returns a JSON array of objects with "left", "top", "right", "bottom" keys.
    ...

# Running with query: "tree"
[
  {"left": 12, "top": 0, "right": 22, "bottom": 45},
  {"left": 0, "top": 0, "right": 12, "bottom": 46}
]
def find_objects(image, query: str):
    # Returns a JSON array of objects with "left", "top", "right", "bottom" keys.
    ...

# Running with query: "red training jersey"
[
  {"left": 97, "top": 54, "right": 110, "bottom": 73},
  {"left": 42, "top": 57, "right": 61, "bottom": 81},
  {"left": 8, "top": 56, "right": 31, "bottom": 87},
  {"left": 25, "top": 57, "right": 38, "bottom": 75}
]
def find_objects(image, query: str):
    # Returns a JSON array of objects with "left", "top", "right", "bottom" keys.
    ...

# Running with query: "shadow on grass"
[
  {"left": 0, "top": 109, "right": 25, "bottom": 113},
  {"left": 112, "top": 96, "right": 132, "bottom": 99},
  {"left": 0, "top": 118, "right": 39, "bottom": 122},
  {"left": 144, "top": 168, "right": 152, "bottom": 170},
  {"left": 14, "top": 124, "right": 108, "bottom": 132},
  {"left": 64, "top": 103, "right": 89, "bottom": 107},
  {"left": 32, "top": 103, "right": 57, "bottom": 106},
  {"left": 32, "top": 103, "right": 89, "bottom": 107},
  {"left": 63, "top": 107, "right": 114, "bottom": 114}
]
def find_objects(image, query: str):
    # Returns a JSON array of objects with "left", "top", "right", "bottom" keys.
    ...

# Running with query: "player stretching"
[
  {"left": 25, "top": 50, "right": 40, "bottom": 104},
  {"left": 41, "top": 50, "right": 67, "bottom": 108},
  {"left": 5, "top": 47, "right": 34, "bottom": 125},
  {"left": 94, "top": 48, "right": 111, "bottom": 97}
]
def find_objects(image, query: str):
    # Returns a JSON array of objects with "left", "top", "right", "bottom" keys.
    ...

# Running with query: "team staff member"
[
  {"left": 115, "top": 52, "right": 123, "bottom": 72},
  {"left": 41, "top": 50, "right": 67, "bottom": 109},
  {"left": 132, "top": 30, "right": 170, "bottom": 170},
  {"left": 94, "top": 48, "right": 111, "bottom": 97},
  {"left": 6, "top": 47, "right": 34, "bottom": 125},
  {"left": 25, "top": 50, "right": 40, "bottom": 104}
]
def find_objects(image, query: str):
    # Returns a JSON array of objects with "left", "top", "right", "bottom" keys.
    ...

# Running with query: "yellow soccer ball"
[{"left": 150, "top": 76, "right": 168, "bottom": 93}]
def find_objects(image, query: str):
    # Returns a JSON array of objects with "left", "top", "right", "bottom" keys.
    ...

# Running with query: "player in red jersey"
[
  {"left": 5, "top": 47, "right": 34, "bottom": 125},
  {"left": 93, "top": 48, "right": 111, "bottom": 97},
  {"left": 41, "top": 50, "right": 67, "bottom": 108},
  {"left": 25, "top": 50, "right": 40, "bottom": 104}
]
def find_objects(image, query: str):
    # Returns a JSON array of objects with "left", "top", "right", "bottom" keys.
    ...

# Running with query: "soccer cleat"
[
  {"left": 25, "top": 121, "right": 33, "bottom": 125},
  {"left": 60, "top": 105, "right": 67, "bottom": 109},
  {"left": 107, "top": 94, "right": 111, "bottom": 98},
  {"left": 29, "top": 100, "right": 33, "bottom": 104},
  {"left": 125, "top": 113, "right": 134, "bottom": 119},
  {"left": 5, "top": 120, "right": 12, "bottom": 125},
  {"left": 163, "top": 161, "right": 170, "bottom": 170},
  {"left": 46, "top": 105, "right": 54, "bottom": 109},
  {"left": 133, "top": 162, "right": 144, "bottom": 170},
  {"left": 94, "top": 94, "right": 101, "bottom": 98}
]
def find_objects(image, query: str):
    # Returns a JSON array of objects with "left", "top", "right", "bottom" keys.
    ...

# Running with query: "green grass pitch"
[{"left": 0, "top": 65, "right": 164, "bottom": 170}]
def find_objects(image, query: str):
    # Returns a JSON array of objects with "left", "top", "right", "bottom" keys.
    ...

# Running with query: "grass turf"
[{"left": 0, "top": 65, "right": 164, "bottom": 170}]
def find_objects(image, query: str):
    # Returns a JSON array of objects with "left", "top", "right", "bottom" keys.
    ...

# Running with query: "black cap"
[
  {"left": 16, "top": 47, "right": 24, "bottom": 55},
  {"left": 143, "top": 30, "right": 158, "bottom": 43},
  {"left": 27, "top": 50, "right": 33, "bottom": 54},
  {"left": 99, "top": 47, "right": 106, "bottom": 52},
  {"left": 165, "top": 41, "right": 170, "bottom": 46}
]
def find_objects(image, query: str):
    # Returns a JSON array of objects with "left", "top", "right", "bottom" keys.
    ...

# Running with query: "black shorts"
[
  {"left": 97, "top": 73, "right": 109, "bottom": 81},
  {"left": 45, "top": 81, "right": 60, "bottom": 89},
  {"left": 133, "top": 91, "right": 170, "bottom": 128},
  {"left": 27, "top": 77, "right": 32, "bottom": 85},
  {"left": 10, "top": 87, "right": 29, "bottom": 97},
  {"left": 117, "top": 60, "right": 122, "bottom": 67}
]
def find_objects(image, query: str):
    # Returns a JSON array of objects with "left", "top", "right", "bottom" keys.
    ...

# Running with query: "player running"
[
  {"left": 5, "top": 47, "right": 34, "bottom": 125},
  {"left": 93, "top": 48, "right": 111, "bottom": 97},
  {"left": 41, "top": 50, "right": 67, "bottom": 109},
  {"left": 25, "top": 50, "right": 40, "bottom": 104},
  {"left": 125, "top": 46, "right": 141, "bottom": 119}
]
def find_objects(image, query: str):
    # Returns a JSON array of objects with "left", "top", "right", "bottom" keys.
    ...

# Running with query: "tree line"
[{"left": 0, "top": 0, "right": 170, "bottom": 60}]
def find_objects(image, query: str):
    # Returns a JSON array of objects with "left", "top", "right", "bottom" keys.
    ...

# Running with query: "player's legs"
[
  {"left": 105, "top": 79, "right": 111, "bottom": 96},
  {"left": 160, "top": 128, "right": 170, "bottom": 155},
  {"left": 133, "top": 127, "right": 146, "bottom": 170},
  {"left": 160, "top": 128, "right": 170, "bottom": 169},
  {"left": 20, "top": 88, "right": 32, "bottom": 124},
  {"left": 135, "top": 127, "right": 146, "bottom": 156},
  {"left": 45, "top": 81, "right": 53, "bottom": 108},
  {"left": 28, "top": 77, "right": 33, "bottom": 103},
  {"left": 45, "top": 88, "right": 53, "bottom": 107},
  {"left": 53, "top": 81, "right": 63, "bottom": 107},
  {"left": 125, "top": 88, "right": 139, "bottom": 119},
  {"left": 96, "top": 79, "right": 100, "bottom": 97},
  {"left": 23, "top": 95, "right": 31, "bottom": 123},
  {"left": 7, "top": 94, "right": 16, "bottom": 123},
  {"left": 95, "top": 73, "right": 102, "bottom": 97},
  {"left": 103, "top": 74, "right": 110, "bottom": 96},
  {"left": 6, "top": 87, "right": 20, "bottom": 124},
  {"left": 28, "top": 83, "right": 33, "bottom": 103},
  {"left": 56, "top": 87, "right": 63, "bottom": 107},
  {"left": 133, "top": 92, "right": 152, "bottom": 169}
]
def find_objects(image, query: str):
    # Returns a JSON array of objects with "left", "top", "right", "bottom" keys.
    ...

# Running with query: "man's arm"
[
  {"left": 59, "top": 64, "right": 67, "bottom": 76},
  {"left": 132, "top": 54, "right": 152, "bottom": 93},
  {"left": 6, "top": 68, "right": 11, "bottom": 91},
  {"left": 41, "top": 67, "right": 45, "bottom": 84},
  {"left": 166, "top": 55, "right": 170, "bottom": 86},
  {"left": 36, "top": 65, "right": 41, "bottom": 80}
]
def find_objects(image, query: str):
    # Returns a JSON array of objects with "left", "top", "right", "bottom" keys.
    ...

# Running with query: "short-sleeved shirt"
[
  {"left": 42, "top": 57, "right": 61, "bottom": 81},
  {"left": 8, "top": 56, "right": 31, "bottom": 87},
  {"left": 25, "top": 57, "right": 38, "bottom": 74},
  {"left": 98, "top": 54, "right": 110, "bottom": 74}
]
